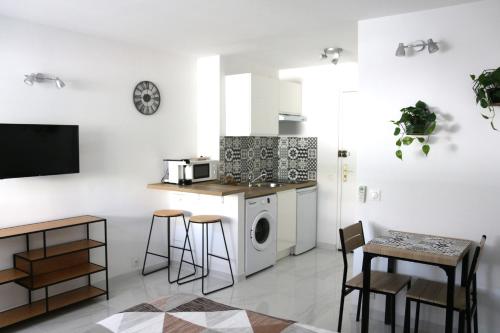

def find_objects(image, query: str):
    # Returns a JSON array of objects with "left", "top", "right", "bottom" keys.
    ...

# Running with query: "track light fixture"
[
  {"left": 395, "top": 39, "right": 439, "bottom": 57},
  {"left": 320, "top": 47, "right": 343, "bottom": 65},
  {"left": 24, "top": 73, "right": 66, "bottom": 88}
]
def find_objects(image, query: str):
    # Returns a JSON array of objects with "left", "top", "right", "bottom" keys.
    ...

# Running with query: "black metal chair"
[
  {"left": 142, "top": 209, "right": 196, "bottom": 283},
  {"left": 177, "top": 215, "right": 234, "bottom": 295},
  {"left": 338, "top": 221, "right": 411, "bottom": 333},
  {"left": 404, "top": 235, "right": 486, "bottom": 333}
]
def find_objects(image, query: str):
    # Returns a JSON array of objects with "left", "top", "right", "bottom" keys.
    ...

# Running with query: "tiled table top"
[{"left": 364, "top": 230, "right": 473, "bottom": 266}]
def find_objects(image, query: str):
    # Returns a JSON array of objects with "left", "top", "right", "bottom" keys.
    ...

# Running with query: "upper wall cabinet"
[
  {"left": 225, "top": 73, "right": 279, "bottom": 136},
  {"left": 279, "top": 81, "right": 302, "bottom": 116}
]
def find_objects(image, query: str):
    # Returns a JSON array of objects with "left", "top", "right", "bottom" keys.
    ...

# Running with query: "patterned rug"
[{"left": 88, "top": 293, "right": 334, "bottom": 333}]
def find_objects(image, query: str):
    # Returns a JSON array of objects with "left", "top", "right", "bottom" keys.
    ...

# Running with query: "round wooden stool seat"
[
  {"left": 189, "top": 215, "right": 223, "bottom": 224},
  {"left": 153, "top": 209, "right": 184, "bottom": 218}
]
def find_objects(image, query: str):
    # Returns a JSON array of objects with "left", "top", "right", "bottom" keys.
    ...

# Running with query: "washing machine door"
[{"left": 250, "top": 211, "right": 274, "bottom": 251}]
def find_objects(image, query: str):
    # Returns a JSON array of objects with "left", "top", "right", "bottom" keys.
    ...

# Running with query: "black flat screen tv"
[{"left": 0, "top": 124, "right": 79, "bottom": 179}]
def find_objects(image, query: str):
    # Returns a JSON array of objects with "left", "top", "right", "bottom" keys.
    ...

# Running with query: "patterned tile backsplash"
[{"left": 219, "top": 136, "right": 317, "bottom": 183}]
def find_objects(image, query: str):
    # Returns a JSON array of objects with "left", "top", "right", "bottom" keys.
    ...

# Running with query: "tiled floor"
[{"left": 6, "top": 248, "right": 396, "bottom": 333}]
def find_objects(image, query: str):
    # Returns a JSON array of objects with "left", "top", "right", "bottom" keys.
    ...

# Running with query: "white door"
[{"left": 336, "top": 91, "right": 360, "bottom": 248}]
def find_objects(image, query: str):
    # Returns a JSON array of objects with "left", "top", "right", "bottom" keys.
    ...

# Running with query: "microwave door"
[{"left": 192, "top": 164, "right": 210, "bottom": 180}]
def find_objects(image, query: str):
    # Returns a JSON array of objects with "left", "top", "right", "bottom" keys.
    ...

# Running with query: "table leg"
[
  {"left": 445, "top": 266, "right": 456, "bottom": 333},
  {"left": 385, "top": 258, "right": 396, "bottom": 324},
  {"left": 361, "top": 253, "right": 373, "bottom": 333},
  {"left": 459, "top": 251, "right": 469, "bottom": 332}
]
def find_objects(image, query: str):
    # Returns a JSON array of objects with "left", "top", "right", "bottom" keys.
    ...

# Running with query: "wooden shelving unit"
[{"left": 0, "top": 215, "right": 109, "bottom": 329}]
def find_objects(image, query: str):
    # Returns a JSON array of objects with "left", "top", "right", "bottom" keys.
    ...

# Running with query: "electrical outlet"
[
  {"left": 131, "top": 258, "right": 140, "bottom": 269},
  {"left": 370, "top": 189, "right": 382, "bottom": 201}
]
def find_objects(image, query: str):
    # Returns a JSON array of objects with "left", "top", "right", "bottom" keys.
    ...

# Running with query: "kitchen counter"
[{"left": 147, "top": 180, "right": 316, "bottom": 198}]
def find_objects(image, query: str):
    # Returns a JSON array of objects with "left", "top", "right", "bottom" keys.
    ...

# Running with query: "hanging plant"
[
  {"left": 471, "top": 67, "right": 500, "bottom": 131},
  {"left": 391, "top": 100, "right": 436, "bottom": 160}
]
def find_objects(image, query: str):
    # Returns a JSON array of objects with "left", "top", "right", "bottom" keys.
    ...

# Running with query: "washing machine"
[{"left": 245, "top": 194, "right": 277, "bottom": 276}]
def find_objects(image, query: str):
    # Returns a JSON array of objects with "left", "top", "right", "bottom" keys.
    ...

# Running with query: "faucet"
[{"left": 249, "top": 171, "right": 267, "bottom": 187}]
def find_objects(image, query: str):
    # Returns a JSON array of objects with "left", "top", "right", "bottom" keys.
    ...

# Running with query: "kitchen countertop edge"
[{"left": 147, "top": 181, "right": 317, "bottom": 198}]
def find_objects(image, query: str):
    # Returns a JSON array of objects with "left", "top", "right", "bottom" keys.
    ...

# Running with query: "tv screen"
[{"left": 0, "top": 124, "right": 79, "bottom": 179}]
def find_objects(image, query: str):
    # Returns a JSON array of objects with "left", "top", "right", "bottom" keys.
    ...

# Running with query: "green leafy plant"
[
  {"left": 471, "top": 67, "right": 500, "bottom": 130},
  {"left": 391, "top": 100, "right": 436, "bottom": 160}
]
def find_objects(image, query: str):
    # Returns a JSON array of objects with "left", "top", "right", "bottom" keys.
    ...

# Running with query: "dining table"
[{"left": 361, "top": 230, "right": 473, "bottom": 333}]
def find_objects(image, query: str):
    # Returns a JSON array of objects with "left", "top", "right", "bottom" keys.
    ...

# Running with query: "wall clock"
[{"left": 133, "top": 81, "right": 161, "bottom": 115}]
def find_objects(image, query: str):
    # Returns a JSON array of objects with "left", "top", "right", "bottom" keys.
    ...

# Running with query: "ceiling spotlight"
[
  {"left": 55, "top": 78, "right": 65, "bottom": 89},
  {"left": 395, "top": 43, "right": 406, "bottom": 57},
  {"left": 395, "top": 39, "right": 439, "bottom": 57},
  {"left": 24, "top": 74, "right": 35, "bottom": 86},
  {"left": 427, "top": 39, "right": 439, "bottom": 54},
  {"left": 320, "top": 47, "right": 343, "bottom": 65},
  {"left": 24, "top": 73, "right": 66, "bottom": 89}
]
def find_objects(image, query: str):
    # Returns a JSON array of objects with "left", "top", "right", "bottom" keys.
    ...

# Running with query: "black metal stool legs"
[
  {"left": 167, "top": 215, "right": 197, "bottom": 283},
  {"left": 142, "top": 215, "right": 169, "bottom": 276},
  {"left": 142, "top": 214, "right": 197, "bottom": 280},
  {"left": 177, "top": 220, "right": 235, "bottom": 295}
]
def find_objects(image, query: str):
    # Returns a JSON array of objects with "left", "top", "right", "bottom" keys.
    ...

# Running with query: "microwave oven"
[{"left": 162, "top": 158, "right": 218, "bottom": 184}]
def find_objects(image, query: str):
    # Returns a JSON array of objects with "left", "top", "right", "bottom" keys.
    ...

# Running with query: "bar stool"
[
  {"left": 177, "top": 215, "right": 234, "bottom": 295},
  {"left": 142, "top": 209, "right": 197, "bottom": 283}
]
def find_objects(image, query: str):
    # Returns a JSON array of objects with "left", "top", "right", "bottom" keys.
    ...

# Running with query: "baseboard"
[{"left": 316, "top": 242, "right": 337, "bottom": 251}]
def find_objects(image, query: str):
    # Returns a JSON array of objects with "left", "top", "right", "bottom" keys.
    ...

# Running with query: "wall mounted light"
[
  {"left": 395, "top": 39, "right": 440, "bottom": 57},
  {"left": 24, "top": 73, "right": 66, "bottom": 88},
  {"left": 320, "top": 47, "right": 343, "bottom": 65}
]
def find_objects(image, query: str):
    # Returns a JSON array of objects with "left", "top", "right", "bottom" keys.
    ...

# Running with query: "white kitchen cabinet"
[
  {"left": 225, "top": 73, "right": 279, "bottom": 136},
  {"left": 276, "top": 189, "right": 297, "bottom": 259},
  {"left": 279, "top": 80, "right": 302, "bottom": 115}
]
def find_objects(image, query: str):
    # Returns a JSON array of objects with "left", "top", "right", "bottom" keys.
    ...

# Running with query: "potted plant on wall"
[
  {"left": 391, "top": 100, "right": 436, "bottom": 160},
  {"left": 471, "top": 67, "right": 500, "bottom": 130}
]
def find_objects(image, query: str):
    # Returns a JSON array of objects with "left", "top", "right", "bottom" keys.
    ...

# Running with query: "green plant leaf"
[
  {"left": 470, "top": 74, "right": 476, "bottom": 80},
  {"left": 480, "top": 99, "right": 489, "bottom": 108},
  {"left": 426, "top": 121, "right": 436, "bottom": 134},
  {"left": 491, "top": 121, "right": 498, "bottom": 131},
  {"left": 402, "top": 136, "right": 414, "bottom": 145},
  {"left": 422, "top": 144, "right": 430, "bottom": 156},
  {"left": 396, "top": 150, "right": 403, "bottom": 160},
  {"left": 481, "top": 113, "right": 491, "bottom": 119},
  {"left": 417, "top": 137, "right": 425, "bottom": 143},
  {"left": 393, "top": 127, "right": 401, "bottom": 136},
  {"left": 415, "top": 100, "right": 427, "bottom": 109},
  {"left": 396, "top": 139, "right": 402, "bottom": 146}
]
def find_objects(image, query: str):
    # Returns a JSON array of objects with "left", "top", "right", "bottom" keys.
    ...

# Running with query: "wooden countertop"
[{"left": 147, "top": 181, "right": 316, "bottom": 198}]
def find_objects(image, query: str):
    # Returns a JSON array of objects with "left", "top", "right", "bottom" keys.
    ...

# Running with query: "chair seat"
[
  {"left": 346, "top": 271, "right": 411, "bottom": 295},
  {"left": 189, "top": 215, "right": 223, "bottom": 224},
  {"left": 153, "top": 209, "right": 184, "bottom": 218},
  {"left": 406, "top": 279, "right": 466, "bottom": 310}
]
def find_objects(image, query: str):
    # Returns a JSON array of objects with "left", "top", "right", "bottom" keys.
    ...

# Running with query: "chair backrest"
[
  {"left": 339, "top": 221, "right": 365, "bottom": 259},
  {"left": 467, "top": 235, "right": 487, "bottom": 287}
]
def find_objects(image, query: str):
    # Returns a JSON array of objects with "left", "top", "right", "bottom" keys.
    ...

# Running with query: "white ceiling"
[{"left": 0, "top": 0, "right": 477, "bottom": 69}]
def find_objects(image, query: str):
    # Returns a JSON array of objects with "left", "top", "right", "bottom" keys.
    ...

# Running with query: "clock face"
[{"left": 133, "top": 81, "right": 161, "bottom": 115}]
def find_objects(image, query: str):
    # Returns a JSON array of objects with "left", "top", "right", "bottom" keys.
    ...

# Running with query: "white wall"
[
  {"left": 0, "top": 16, "right": 197, "bottom": 309},
  {"left": 357, "top": 1, "right": 500, "bottom": 330},
  {"left": 280, "top": 64, "right": 358, "bottom": 247}
]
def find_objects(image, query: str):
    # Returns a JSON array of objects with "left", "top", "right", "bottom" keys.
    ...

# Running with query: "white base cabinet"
[{"left": 276, "top": 189, "right": 297, "bottom": 259}]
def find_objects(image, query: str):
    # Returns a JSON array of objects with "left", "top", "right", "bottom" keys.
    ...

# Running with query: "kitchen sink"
[
  {"left": 220, "top": 181, "right": 287, "bottom": 188},
  {"left": 247, "top": 182, "right": 285, "bottom": 188}
]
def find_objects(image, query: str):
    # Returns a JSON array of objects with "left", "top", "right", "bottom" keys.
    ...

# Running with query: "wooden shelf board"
[
  {"left": 18, "top": 263, "right": 106, "bottom": 289},
  {"left": 0, "top": 286, "right": 106, "bottom": 328},
  {"left": 15, "top": 239, "right": 105, "bottom": 261},
  {"left": 0, "top": 300, "right": 45, "bottom": 329},
  {"left": 0, "top": 268, "right": 30, "bottom": 285},
  {"left": 0, "top": 215, "right": 105, "bottom": 239},
  {"left": 49, "top": 285, "right": 106, "bottom": 311}
]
